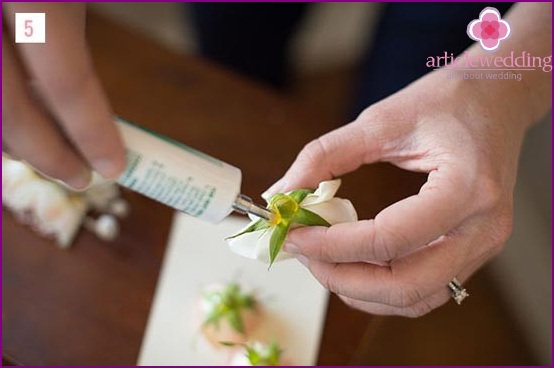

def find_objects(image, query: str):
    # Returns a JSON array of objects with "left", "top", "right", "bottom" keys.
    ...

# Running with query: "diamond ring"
[{"left": 448, "top": 277, "right": 469, "bottom": 305}]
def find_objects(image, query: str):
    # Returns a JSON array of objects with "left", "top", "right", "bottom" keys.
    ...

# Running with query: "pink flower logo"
[{"left": 467, "top": 7, "right": 510, "bottom": 51}]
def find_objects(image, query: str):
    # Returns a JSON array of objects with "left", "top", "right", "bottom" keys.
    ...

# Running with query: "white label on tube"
[{"left": 115, "top": 117, "right": 242, "bottom": 223}]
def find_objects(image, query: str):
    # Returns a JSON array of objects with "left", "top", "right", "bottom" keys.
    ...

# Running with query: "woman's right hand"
[{"left": 2, "top": 2, "right": 125, "bottom": 189}]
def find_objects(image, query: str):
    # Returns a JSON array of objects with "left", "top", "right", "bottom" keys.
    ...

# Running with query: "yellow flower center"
[{"left": 268, "top": 194, "right": 299, "bottom": 226}]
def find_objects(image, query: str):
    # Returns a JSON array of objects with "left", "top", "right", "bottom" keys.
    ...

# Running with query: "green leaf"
[
  {"left": 292, "top": 208, "right": 331, "bottom": 227},
  {"left": 243, "top": 341, "right": 282, "bottom": 366},
  {"left": 288, "top": 189, "right": 313, "bottom": 204},
  {"left": 203, "top": 309, "right": 221, "bottom": 330},
  {"left": 269, "top": 222, "right": 291, "bottom": 267},
  {"left": 226, "top": 219, "right": 270, "bottom": 239},
  {"left": 269, "top": 194, "right": 298, "bottom": 221},
  {"left": 201, "top": 283, "right": 256, "bottom": 335},
  {"left": 220, "top": 340, "right": 282, "bottom": 366},
  {"left": 237, "top": 294, "right": 256, "bottom": 309},
  {"left": 227, "top": 309, "right": 244, "bottom": 334},
  {"left": 224, "top": 282, "right": 239, "bottom": 296},
  {"left": 219, "top": 341, "right": 239, "bottom": 347},
  {"left": 266, "top": 340, "right": 283, "bottom": 366},
  {"left": 245, "top": 346, "right": 261, "bottom": 365}
]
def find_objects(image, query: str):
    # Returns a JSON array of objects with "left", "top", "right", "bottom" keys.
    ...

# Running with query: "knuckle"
[
  {"left": 489, "top": 235, "right": 507, "bottom": 256},
  {"left": 389, "top": 284, "right": 424, "bottom": 308},
  {"left": 316, "top": 227, "right": 335, "bottom": 262},
  {"left": 300, "top": 136, "right": 335, "bottom": 177},
  {"left": 487, "top": 208, "right": 514, "bottom": 254},
  {"left": 354, "top": 220, "right": 378, "bottom": 261},
  {"left": 319, "top": 264, "right": 343, "bottom": 296},
  {"left": 371, "top": 218, "right": 404, "bottom": 261},
  {"left": 495, "top": 208, "right": 514, "bottom": 243},
  {"left": 473, "top": 175, "right": 504, "bottom": 213},
  {"left": 371, "top": 238, "right": 395, "bottom": 262},
  {"left": 356, "top": 103, "right": 387, "bottom": 123},
  {"left": 301, "top": 139, "right": 326, "bottom": 164}
]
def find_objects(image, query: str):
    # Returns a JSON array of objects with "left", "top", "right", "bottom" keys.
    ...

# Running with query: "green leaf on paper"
[
  {"left": 227, "top": 309, "right": 244, "bottom": 334},
  {"left": 201, "top": 283, "right": 256, "bottom": 335},
  {"left": 292, "top": 208, "right": 331, "bottom": 227},
  {"left": 219, "top": 341, "right": 237, "bottom": 347},
  {"left": 245, "top": 345, "right": 262, "bottom": 365},
  {"left": 203, "top": 308, "right": 222, "bottom": 330},
  {"left": 246, "top": 341, "right": 282, "bottom": 366},
  {"left": 219, "top": 340, "right": 283, "bottom": 365},
  {"left": 269, "top": 221, "right": 291, "bottom": 267},
  {"left": 264, "top": 340, "right": 283, "bottom": 366}
]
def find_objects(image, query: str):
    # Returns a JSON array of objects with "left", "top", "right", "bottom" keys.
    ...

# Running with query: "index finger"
[
  {"left": 286, "top": 166, "right": 473, "bottom": 262},
  {"left": 4, "top": 3, "right": 125, "bottom": 179},
  {"left": 264, "top": 112, "right": 406, "bottom": 196}
]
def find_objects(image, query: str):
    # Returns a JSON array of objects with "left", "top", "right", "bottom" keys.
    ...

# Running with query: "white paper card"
[{"left": 138, "top": 213, "right": 329, "bottom": 366}]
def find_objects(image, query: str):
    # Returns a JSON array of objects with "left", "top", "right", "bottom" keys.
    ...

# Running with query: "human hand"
[
  {"left": 2, "top": 3, "right": 125, "bottom": 189},
  {"left": 265, "top": 69, "right": 530, "bottom": 317}
]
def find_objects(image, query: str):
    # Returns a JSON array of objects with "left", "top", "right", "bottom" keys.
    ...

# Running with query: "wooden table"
[{"left": 2, "top": 13, "right": 425, "bottom": 365}]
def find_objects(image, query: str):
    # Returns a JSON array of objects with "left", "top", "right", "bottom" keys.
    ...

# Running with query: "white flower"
[
  {"left": 84, "top": 172, "right": 122, "bottom": 212},
  {"left": 2, "top": 156, "right": 128, "bottom": 248},
  {"left": 2, "top": 156, "right": 38, "bottom": 199},
  {"left": 229, "top": 340, "right": 282, "bottom": 366},
  {"left": 2, "top": 155, "right": 87, "bottom": 247},
  {"left": 226, "top": 179, "right": 357, "bottom": 264}
]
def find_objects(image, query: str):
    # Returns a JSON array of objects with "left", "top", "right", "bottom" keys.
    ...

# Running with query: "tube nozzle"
[{"left": 233, "top": 194, "right": 274, "bottom": 221}]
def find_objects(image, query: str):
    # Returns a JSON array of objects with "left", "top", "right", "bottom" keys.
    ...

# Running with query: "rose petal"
[
  {"left": 303, "top": 197, "right": 358, "bottom": 224},
  {"left": 227, "top": 228, "right": 294, "bottom": 263},
  {"left": 299, "top": 179, "right": 341, "bottom": 206},
  {"left": 227, "top": 227, "right": 270, "bottom": 259}
]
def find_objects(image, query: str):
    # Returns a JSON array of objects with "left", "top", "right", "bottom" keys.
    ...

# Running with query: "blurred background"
[{"left": 90, "top": 2, "right": 551, "bottom": 365}]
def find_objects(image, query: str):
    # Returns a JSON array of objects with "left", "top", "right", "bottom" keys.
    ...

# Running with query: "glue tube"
[{"left": 115, "top": 117, "right": 270, "bottom": 224}]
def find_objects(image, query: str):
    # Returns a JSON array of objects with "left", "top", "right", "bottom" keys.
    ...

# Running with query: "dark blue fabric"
[
  {"left": 189, "top": 3, "right": 513, "bottom": 117},
  {"left": 351, "top": 2, "right": 514, "bottom": 117},
  {"left": 189, "top": 3, "right": 308, "bottom": 88}
]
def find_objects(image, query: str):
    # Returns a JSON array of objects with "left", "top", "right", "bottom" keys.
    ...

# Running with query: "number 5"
[{"left": 24, "top": 19, "right": 33, "bottom": 37}]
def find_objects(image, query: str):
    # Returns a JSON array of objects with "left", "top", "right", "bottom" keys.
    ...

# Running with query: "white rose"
[{"left": 226, "top": 179, "right": 357, "bottom": 264}]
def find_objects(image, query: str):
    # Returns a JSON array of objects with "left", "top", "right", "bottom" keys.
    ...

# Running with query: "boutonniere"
[
  {"left": 224, "top": 340, "right": 283, "bottom": 366},
  {"left": 199, "top": 283, "right": 260, "bottom": 346},
  {"left": 226, "top": 179, "right": 357, "bottom": 266}
]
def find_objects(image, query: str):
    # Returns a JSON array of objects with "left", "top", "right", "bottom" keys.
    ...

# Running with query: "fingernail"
[
  {"left": 262, "top": 178, "right": 286, "bottom": 200},
  {"left": 283, "top": 242, "right": 299, "bottom": 254},
  {"left": 92, "top": 158, "right": 123, "bottom": 180},
  {"left": 63, "top": 169, "right": 92, "bottom": 191},
  {"left": 296, "top": 255, "right": 309, "bottom": 267}
]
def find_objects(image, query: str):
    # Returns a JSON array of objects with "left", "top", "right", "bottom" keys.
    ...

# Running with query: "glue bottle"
[{"left": 115, "top": 117, "right": 272, "bottom": 224}]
